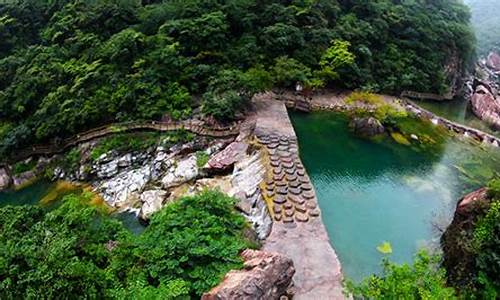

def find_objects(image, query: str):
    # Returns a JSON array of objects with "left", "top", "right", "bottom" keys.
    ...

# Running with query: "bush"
[
  {"left": 0, "top": 190, "right": 252, "bottom": 298},
  {"left": 345, "top": 250, "right": 456, "bottom": 299}
]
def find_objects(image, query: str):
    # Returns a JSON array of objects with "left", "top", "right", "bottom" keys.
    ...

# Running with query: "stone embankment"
[{"left": 253, "top": 95, "right": 345, "bottom": 299}]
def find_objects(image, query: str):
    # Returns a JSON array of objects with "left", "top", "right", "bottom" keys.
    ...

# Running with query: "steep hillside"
[{"left": 0, "top": 0, "right": 474, "bottom": 157}]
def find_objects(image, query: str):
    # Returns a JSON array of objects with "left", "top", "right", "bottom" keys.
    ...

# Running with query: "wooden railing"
[{"left": 7, "top": 120, "right": 240, "bottom": 163}]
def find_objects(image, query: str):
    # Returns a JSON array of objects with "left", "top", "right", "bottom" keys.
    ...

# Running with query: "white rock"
[
  {"left": 97, "top": 160, "right": 119, "bottom": 179},
  {"left": 410, "top": 134, "right": 419, "bottom": 141},
  {"left": 139, "top": 190, "right": 168, "bottom": 220},
  {"left": 230, "top": 152, "right": 272, "bottom": 239},
  {"left": 161, "top": 154, "right": 199, "bottom": 188},
  {"left": 0, "top": 168, "right": 11, "bottom": 190},
  {"left": 95, "top": 165, "right": 151, "bottom": 209},
  {"left": 117, "top": 154, "right": 132, "bottom": 168}
]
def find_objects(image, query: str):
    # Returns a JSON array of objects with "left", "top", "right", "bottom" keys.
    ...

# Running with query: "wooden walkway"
[
  {"left": 401, "top": 90, "right": 453, "bottom": 101},
  {"left": 6, "top": 120, "right": 240, "bottom": 163}
]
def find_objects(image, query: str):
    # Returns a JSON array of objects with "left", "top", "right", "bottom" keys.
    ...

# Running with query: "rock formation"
[
  {"left": 441, "top": 187, "right": 490, "bottom": 287},
  {"left": 201, "top": 249, "right": 295, "bottom": 300},
  {"left": 350, "top": 116, "right": 385, "bottom": 137},
  {"left": 470, "top": 84, "right": 500, "bottom": 130},
  {"left": 469, "top": 51, "right": 500, "bottom": 129},
  {"left": 0, "top": 167, "right": 11, "bottom": 191}
]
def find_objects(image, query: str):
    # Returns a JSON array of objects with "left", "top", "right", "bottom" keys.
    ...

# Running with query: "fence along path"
[{"left": 9, "top": 120, "right": 240, "bottom": 162}]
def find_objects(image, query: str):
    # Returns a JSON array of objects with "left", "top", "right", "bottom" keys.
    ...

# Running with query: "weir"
[{"left": 253, "top": 96, "right": 345, "bottom": 299}]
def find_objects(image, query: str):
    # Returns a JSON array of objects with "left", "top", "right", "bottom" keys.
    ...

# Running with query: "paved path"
[{"left": 254, "top": 97, "right": 345, "bottom": 299}]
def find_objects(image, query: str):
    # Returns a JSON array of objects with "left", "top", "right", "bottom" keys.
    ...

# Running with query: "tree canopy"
[
  {"left": 0, "top": 0, "right": 474, "bottom": 156},
  {"left": 0, "top": 190, "right": 252, "bottom": 298}
]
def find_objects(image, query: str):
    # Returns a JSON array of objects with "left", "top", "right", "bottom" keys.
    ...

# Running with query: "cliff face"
[
  {"left": 469, "top": 52, "right": 500, "bottom": 129},
  {"left": 441, "top": 188, "right": 490, "bottom": 288}
]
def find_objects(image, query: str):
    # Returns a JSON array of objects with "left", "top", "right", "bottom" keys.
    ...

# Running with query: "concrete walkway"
[{"left": 253, "top": 96, "right": 345, "bottom": 299}]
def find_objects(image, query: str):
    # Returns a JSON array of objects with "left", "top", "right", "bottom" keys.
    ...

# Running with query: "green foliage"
[
  {"left": 90, "top": 133, "right": 159, "bottom": 161},
  {"left": 196, "top": 151, "right": 210, "bottom": 168},
  {"left": 487, "top": 179, "right": 500, "bottom": 199},
  {"left": 12, "top": 159, "right": 36, "bottom": 174},
  {"left": 64, "top": 148, "right": 81, "bottom": 171},
  {"left": 376, "top": 241, "right": 393, "bottom": 254},
  {"left": 346, "top": 250, "right": 456, "bottom": 299},
  {"left": 0, "top": 190, "right": 251, "bottom": 298},
  {"left": 317, "top": 40, "right": 355, "bottom": 81},
  {"left": 0, "top": 0, "right": 474, "bottom": 156}
]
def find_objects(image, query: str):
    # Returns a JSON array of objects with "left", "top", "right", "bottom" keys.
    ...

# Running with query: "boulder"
[
  {"left": 0, "top": 168, "right": 11, "bottom": 190},
  {"left": 139, "top": 190, "right": 169, "bottom": 220},
  {"left": 96, "top": 160, "right": 119, "bottom": 179},
  {"left": 206, "top": 142, "right": 248, "bottom": 172},
  {"left": 94, "top": 165, "right": 151, "bottom": 209},
  {"left": 486, "top": 52, "right": 500, "bottom": 72},
  {"left": 12, "top": 170, "right": 37, "bottom": 189},
  {"left": 117, "top": 154, "right": 132, "bottom": 168},
  {"left": 230, "top": 153, "right": 272, "bottom": 239},
  {"left": 350, "top": 117, "right": 385, "bottom": 137},
  {"left": 441, "top": 187, "right": 490, "bottom": 287},
  {"left": 201, "top": 250, "right": 295, "bottom": 300},
  {"left": 161, "top": 154, "right": 199, "bottom": 189},
  {"left": 470, "top": 84, "right": 500, "bottom": 129}
]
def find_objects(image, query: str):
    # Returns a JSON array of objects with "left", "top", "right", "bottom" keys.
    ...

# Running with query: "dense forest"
[
  {"left": 465, "top": 0, "right": 500, "bottom": 55},
  {"left": 0, "top": 0, "right": 474, "bottom": 157}
]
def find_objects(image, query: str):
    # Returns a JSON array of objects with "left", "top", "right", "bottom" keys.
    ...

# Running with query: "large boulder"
[
  {"left": 139, "top": 190, "right": 169, "bottom": 220},
  {"left": 161, "top": 154, "right": 199, "bottom": 188},
  {"left": 470, "top": 84, "right": 500, "bottom": 129},
  {"left": 94, "top": 165, "right": 151, "bottom": 209},
  {"left": 350, "top": 116, "right": 385, "bottom": 137},
  {"left": 230, "top": 152, "right": 272, "bottom": 239},
  {"left": 201, "top": 250, "right": 295, "bottom": 300},
  {"left": 0, "top": 168, "right": 11, "bottom": 190},
  {"left": 486, "top": 52, "right": 500, "bottom": 72},
  {"left": 441, "top": 187, "right": 490, "bottom": 287},
  {"left": 206, "top": 142, "right": 248, "bottom": 172}
]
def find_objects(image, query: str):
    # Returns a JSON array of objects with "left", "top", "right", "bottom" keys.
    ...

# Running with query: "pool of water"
[
  {"left": 0, "top": 181, "right": 145, "bottom": 234},
  {"left": 416, "top": 98, "right": 500, "bottom": 138},
  {"left": 290, "top": 111, "right": 500, "bottom": 282}
]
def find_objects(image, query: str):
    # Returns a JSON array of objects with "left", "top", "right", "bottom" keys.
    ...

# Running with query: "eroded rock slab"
[{"left": 201, "top": 249, "right": 295, "bottom": 300}]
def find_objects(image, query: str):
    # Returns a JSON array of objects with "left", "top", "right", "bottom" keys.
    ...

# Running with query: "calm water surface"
[
  {"left": 0, "top": 180, "right": 144, "bottom": 234},
  {"left": 416, "top": 98, "right": 499, "bottom": 138},
  {"left": 290, "top": 111, "right": 500, "bottom": 282}
]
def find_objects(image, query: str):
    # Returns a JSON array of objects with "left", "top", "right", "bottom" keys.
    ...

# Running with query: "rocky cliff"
[{"left": 469, "top": 51, "right": 500, "bottom": 129}]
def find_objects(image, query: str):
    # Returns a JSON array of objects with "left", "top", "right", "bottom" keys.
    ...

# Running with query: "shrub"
[
  {"left": 12, "top": 159, "right": 37, "bottom": 174},
  {"left": 196, "top": 151, "right": 210, "bottom": 168},
  {"left": 345, "top": 250, "right": 456, "bottom": 299},
  {"left": 0, "top": 190, "right": 252, "bottom": 298}
]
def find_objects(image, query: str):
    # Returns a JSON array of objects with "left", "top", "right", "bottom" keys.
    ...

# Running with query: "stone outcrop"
[
  {"left": 201, "top": 249, "right": 295, "bottom": 300},
  {"left": 486, "top": 52, "right": 500, "bottom": 72},
  {"left": 350, "top": 116, "right": 385, "bottom": 137},
  {"left": 471, "top": 84, "right": 500, "bottom": 130},
  {"left": 206, "top": 141, "right": 248, "bottom": 172},
  {"left": 230, "top": 152, "right": 272, "bottom": 239},
  {"left": 161, "top": 154, "right": 199, "bottom": 188},
  {"left": 138, "top": 190, "right": 169, "bottom": 220},
  {"left": 441, "top": 187, "right": 491, "bottom": 287},
  {"left": 0, "top": 168, "right": 11, "bottom": 191}
]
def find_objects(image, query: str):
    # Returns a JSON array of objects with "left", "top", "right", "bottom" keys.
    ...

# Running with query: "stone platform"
[{"left": 253, "top": 96, "right": 345, "bottom": 299}]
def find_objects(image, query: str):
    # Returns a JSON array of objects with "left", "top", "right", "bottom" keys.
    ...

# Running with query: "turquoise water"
[
  {"left": 290, "top": 111, "right": 500, "bottom": 282},
  {"left": 416, "top": 98, "right": 500, "bottom": 138},
  {"left": 0, "top": 182, "right": 145, "bottom": 234}
]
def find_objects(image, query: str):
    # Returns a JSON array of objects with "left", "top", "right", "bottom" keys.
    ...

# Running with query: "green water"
[
  {"left": 290, "top": 111, "right": 500, "bottom": 282},
  {"left": 416, "top": 98, "right": 500, "bottom": 138},
  {"left": 0, "top": 182, "right": 145, "bottom": 234}
]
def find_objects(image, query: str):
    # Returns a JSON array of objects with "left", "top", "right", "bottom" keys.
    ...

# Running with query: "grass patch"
[
  {"left": 196, "top": 151, "right": 210, "bottom": 168},
  {"left": 12, "top": 160, "right": 37, "bottom": 175}
]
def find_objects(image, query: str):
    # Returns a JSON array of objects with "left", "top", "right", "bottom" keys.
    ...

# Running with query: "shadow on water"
[{"left": 290, "top": 111, "right": 500, "bottom": 282}]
